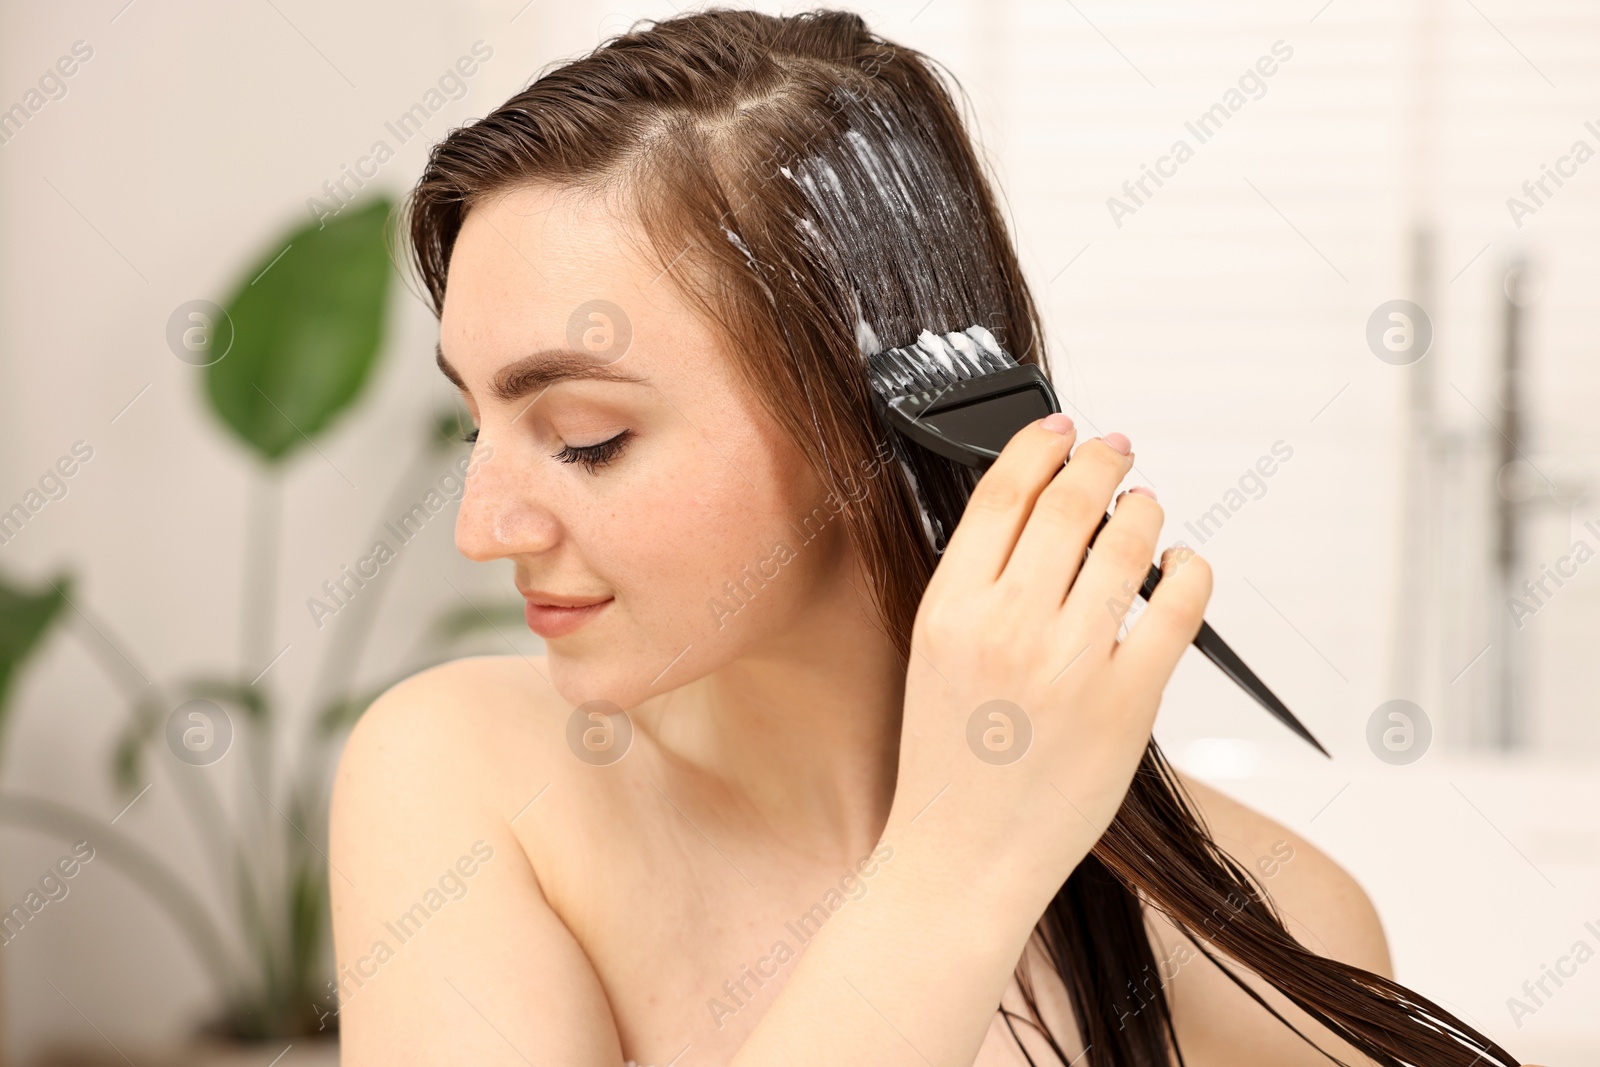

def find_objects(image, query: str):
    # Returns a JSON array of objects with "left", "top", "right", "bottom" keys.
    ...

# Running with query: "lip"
[
  {"left": 518, "top": 588, "right": 613, "bottom": 608},
  {"left": 523, "top": 596, "right": 612, "bottom": 639}
]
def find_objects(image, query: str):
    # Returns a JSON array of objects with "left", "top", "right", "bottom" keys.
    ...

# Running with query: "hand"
[{"left": 886, "top": 414, "right": 1212, "bottom": 914}]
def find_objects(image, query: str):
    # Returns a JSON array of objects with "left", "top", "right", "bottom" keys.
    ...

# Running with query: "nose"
[{"left": 454, "top": 440, "right": 561, "bottom": 563}]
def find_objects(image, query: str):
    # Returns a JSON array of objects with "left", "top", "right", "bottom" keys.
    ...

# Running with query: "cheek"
[
  {"left": 616, "top": 449, "right": 814, "bottom": 625},
  {"left": 602, "top": 395, "right": 818, "bottom": 606},
  {"left": 542, "top": 369, "right": 842, "bottom": 707},
  {"left": 550, "top": 475, "right": 828, "bottom": 707}
]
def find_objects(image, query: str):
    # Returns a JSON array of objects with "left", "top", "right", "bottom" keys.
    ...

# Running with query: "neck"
[{"left": 635, "top": 569, "right": 905, "bottom": 868}]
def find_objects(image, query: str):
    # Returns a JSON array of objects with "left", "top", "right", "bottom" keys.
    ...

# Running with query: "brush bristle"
[{"left": 866, "top": 325, "right": 1017, "bottom": 398}]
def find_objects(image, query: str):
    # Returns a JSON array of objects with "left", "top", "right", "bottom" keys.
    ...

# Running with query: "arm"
[
  {"left": 329, "top": 659, "right": 624, "bottom": 1066},
  {"left": 724, "top": 810, "right": 1098, "bottom": 1067},
  {"left": 728, "top": 420, "right": 1211, "bottom": 1066}
]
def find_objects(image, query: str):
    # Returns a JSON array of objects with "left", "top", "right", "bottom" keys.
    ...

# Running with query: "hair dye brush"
[{"left": 867, "top": 325, "right": 1330, "bottom": 758}]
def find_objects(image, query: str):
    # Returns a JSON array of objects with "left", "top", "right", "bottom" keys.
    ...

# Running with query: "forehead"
[{"left": 438, "top": 184, "right": 707, "bottom": 382}]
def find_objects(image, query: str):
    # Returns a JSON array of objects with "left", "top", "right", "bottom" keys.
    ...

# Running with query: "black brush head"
[
  {"left": 866, "top": 328, "right": 1333, "bottom": 760},
  {"left": 866, "top": 326, "right": 1059, "bottom": 470}
]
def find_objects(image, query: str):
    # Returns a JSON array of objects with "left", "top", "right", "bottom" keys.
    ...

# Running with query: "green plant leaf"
[
  {"left": 181, "top": 675, "right": 269, "bottom": 724},
  {"left": 111, "top": 695, "right": 164, "bottom": 795},
  {"left": 288, "top": 852, "right": 326, "bottom": 994},
  {"left": 0, "top": 570, "right": 71, "bottom": 743},
  {"left": 206, "top": 197, "right": 395, "bottom": 464},
  {"left": 433, "top": 407, "right": 473, "bottom": 452},
  {"left": 315, "top": 676, "right": 405, "bottom": 737},
  {"left": 112, "top": 729, "right": 143, "bottom": 794}
]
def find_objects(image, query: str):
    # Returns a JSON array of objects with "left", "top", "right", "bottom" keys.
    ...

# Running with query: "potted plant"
[{"left": 2, "top": 197, "right": 523, "bottom": 1066}]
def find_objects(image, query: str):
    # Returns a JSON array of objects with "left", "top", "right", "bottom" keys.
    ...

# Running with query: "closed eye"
[
  {"left": 556, "top": 429, "right": 632, "bottom": 473},
  {"left": 457, "top": 428, "right": 632, "bottom": 474}
]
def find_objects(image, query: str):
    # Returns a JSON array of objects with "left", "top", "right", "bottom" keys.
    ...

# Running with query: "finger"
[
  {"left": 934, "top": 414, "right": 1078, "bottom": 589},
  {"left": 1053, "top": 488, "right": 1163, "bottom": 660},
  {"left": 1113, "top": 543, "right": 1213, "bottom": 686},
  {"left": 999, "top": 437, "right": 1139, "bottom": 607}
]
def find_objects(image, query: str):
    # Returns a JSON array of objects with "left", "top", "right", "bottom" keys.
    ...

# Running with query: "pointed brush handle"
[{"left": 1089, "top": 511, "right": 1331, "bottom": 758}]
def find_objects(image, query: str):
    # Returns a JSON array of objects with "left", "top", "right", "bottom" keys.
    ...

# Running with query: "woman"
[{"left": 329, "top": 10, "right": 1527, "bottom": 1066}]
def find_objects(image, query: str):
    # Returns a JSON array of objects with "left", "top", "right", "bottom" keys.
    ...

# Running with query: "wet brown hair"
[{"left": 403, "top": 9, "right": 1521, "bottom": 1066}]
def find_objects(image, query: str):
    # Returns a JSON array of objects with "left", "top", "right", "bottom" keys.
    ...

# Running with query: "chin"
[{"left": 541, "top": 640, "right": 673, "bottom": 713}]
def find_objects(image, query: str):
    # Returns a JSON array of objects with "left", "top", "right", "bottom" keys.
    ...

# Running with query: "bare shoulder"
[
  {"left": 329, "top": 655, "right": 625, "bottom": 1064},
  {"left": 329, "top": 652, "right": 561, "bottom": 894},
  {"left": 337, "top": 653, "right": 561, "bottom": 780},
  {"left": 329, "top": 653, "right": 567, "bottom": 881},
  {"left": 1170, "top": 770, "right": 1393, "bottom": 977},
  {"left": 1142, "top": 768, "right": 1394, "bottom": 1067}
]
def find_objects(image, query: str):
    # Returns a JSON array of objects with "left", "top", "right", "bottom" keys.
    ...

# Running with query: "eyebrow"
[{"left": 436, "top": 343, "right": 648, "bottom": 403}]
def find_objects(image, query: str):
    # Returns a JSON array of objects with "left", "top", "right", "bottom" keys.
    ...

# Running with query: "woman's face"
[{"left": 438, "top": 183, "right": 853, "bottom": 708}]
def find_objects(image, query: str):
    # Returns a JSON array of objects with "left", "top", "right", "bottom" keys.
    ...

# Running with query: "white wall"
[{"left": 1, "top": 0, "right": 1595, "bottom": 1063}]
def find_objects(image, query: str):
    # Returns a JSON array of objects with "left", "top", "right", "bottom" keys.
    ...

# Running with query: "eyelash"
[
  {"left": 457, "top": 428, "right": 632, "bottom": 474},
  {"left": 558, "top": 430, "right": 632, "bottom": 473}
]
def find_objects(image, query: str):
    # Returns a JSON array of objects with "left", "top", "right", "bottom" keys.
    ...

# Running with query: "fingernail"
[
  {"left": 1128, "top": 485, "right": 1157, "bottom": 500},
  {"left": 1104, "top": 431, "right": 1131, "bottom": 455},
  {"left": 1042, "top": 412, "right": 1075, "bottom": 434}
]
